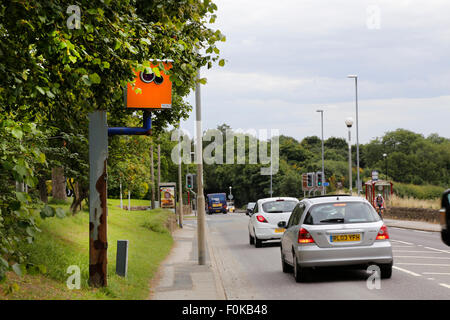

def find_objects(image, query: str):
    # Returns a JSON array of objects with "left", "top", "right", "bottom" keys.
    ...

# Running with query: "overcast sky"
[{"left": 178, "top": 0, "right": 450, "bottom": 143}]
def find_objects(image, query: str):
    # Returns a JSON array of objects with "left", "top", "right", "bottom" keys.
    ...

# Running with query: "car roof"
[
  {"left": 257, "top": 197, "right": 299, "bottom": 204},
  {"left": 302, "top": 195, "right": 369, "bottom": 206}
]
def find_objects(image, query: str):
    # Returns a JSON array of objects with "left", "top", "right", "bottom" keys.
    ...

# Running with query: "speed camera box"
[{"left": 125, "top": 61, "right": 173, "bottom": 109}]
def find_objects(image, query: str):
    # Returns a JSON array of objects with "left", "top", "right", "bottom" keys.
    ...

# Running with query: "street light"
[
  {"left": 345, "top": 117, "right": 354, "bottom": 194},
  {"left": 383, "top": 153, "right": 388, "bottom": 180},
  {"left": 347, "top": 75, "right": 360, "bottom": 195},
  {"left": 316, "top": 109, "right": 325, "bottom": 195}
]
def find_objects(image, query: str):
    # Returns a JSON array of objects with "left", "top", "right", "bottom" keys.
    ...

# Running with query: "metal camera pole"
[{"left": 195, "top": 65, "right": 206, "bottom": 265}]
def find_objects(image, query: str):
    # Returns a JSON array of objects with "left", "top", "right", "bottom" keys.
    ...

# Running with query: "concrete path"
[{"left": 148, "top": 216, "right": 226, "bottom": 300}]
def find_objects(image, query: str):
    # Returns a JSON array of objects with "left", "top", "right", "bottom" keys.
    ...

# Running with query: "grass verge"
[{"left": 0, "top": 199, "right": 175, "bottom": 300}]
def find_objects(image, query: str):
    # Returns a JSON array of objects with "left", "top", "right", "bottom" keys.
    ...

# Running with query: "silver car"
[
  {"left": 248, "top": 197, "right": 299, "bottom": 248},
  {"left": 280, "top": 195, "right": 393, "bottom": 282}
]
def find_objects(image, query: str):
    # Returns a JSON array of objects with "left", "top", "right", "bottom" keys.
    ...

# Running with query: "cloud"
[{"left": 179, "top": 0, "right": 450, "bottom": 144}]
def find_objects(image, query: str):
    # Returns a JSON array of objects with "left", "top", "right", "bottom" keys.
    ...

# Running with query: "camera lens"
[
  {"left": 140, "top": 71, "right": 155, "bottom": 83},
  {"left": 154, "top": 75, "right": 164, "bottom": 85}
]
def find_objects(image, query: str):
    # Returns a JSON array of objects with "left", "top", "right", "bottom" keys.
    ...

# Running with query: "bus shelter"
[{"left": 364, "top": 180, "right": 393, "bottom": 208}]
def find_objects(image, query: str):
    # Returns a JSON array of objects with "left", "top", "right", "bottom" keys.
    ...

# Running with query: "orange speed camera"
[{"left": 126, "top": 61, "right": 173, "bottom": 109}]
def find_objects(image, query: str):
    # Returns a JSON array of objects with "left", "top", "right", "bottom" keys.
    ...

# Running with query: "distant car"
[
  {"left": 248, "top": 197, "right": 299, "bottom": 248},
  {"left": 440, "top": 189, "right": 450, "bottom": 246},
  {"left": 246, "top": 202, "right": 256, "bottom": 215},
  {"left": 280, "top": 195, "right": 393, "bottom": 282},
  {"left": 206, "top": 193, "right": 227, "bottom": 214}
]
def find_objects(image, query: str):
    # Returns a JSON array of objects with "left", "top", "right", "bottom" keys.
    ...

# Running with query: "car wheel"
[
  {"left": 249, "top": 233, "right": 255, "bottom": 245},
  {"left": 293, "top": 255, "right": 311, "bottom": 283},
  {"left": 379, "top": 263, "right": 392, "bottom": 279},
  {"left": 255, "top": 235, "right": 262, "bottom": 248},
  {"left": 281, "top": 249, "right": 292, "bottom": 273}
]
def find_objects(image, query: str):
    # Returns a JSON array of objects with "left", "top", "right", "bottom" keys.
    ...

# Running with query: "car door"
[{"left": 282, "top": 204, "right": 303, "bottom": 264}]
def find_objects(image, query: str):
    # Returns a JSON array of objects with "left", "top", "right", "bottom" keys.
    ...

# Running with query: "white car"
[{"left": 248, "top": 197, "right": 299, "bottom": 248}]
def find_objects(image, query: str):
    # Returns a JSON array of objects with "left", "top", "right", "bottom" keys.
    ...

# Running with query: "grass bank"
[{"left": 0, "top": 199, "right": 175, "bottom": 300}]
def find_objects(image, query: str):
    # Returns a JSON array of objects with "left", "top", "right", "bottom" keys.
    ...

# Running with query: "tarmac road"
[{"left": 206, "top": 211, "right": 450, "bottom": 300}]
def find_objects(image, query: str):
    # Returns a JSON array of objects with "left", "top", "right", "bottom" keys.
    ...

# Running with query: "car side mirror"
[{"left": 278, "top": 221, "right": 287, "bottom": 228}]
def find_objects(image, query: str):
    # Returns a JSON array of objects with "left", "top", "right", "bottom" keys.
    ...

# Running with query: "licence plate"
[
  {"left": 212, "top": 204, "right": 221, "bottom": 207},
  {"left": 330, "top": 234, "right": 361, "bottom": 242},
  {"left": 275, "top": 228, "right": 285, "bottom": 233}
]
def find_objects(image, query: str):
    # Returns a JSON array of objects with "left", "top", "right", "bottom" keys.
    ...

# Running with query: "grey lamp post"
[
  {"left": 347, "top": 75, "right": 360, "bottom": 195},
  {"left": 345, "top": 117, "right": 354, "bottom": 194},
  {"left": 383, "top": 153, "right": 387, "bottom": 180},
  {"left": 316, "top": 109, "right": 325, "bottom": 195}
]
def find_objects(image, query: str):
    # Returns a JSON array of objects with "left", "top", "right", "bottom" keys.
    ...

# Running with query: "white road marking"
[
  {"left": 396, "top": 263, "right": 450, "bottom": 267},
  {"left": 413, "top": 230, "right": 432, "bottom": 234},
  {"left": 395, "top": 256, "right": 450, "bottom": 260},
  {"left": 423, "top": 272, "right": 450, "bottom": 275},
  {"left": 393, "top": 266, "right": 421, "bottom": 277},
  {"left": 391, "top": 245, "right": 414, "bottom": 248},
  {"left": 439, "top": 283, "right": 450, "bottom": 289},
  {"left": 391, "top": 239, "right": 414, "bottom": 245},
  {"left": 424, "top": 247, "right": 450, "bottom": 254},
  {"left": 393, "top": 250, "right": 444, "bottom": 253}
]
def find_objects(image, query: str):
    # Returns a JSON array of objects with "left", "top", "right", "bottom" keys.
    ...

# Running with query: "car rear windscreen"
[
  {"left": 304, "top": 202, "right": 380, "bottom": 225},
  {"left": 262, "top": 200, "right": 297, "bottom": 213}
]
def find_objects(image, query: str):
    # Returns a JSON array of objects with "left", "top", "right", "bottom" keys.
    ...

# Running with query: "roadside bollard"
[{"left": 116, "top": 240, "right": 129, "bottom": 277}]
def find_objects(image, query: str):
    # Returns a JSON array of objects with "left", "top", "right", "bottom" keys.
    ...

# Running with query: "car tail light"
[
  {"left": 376, "top": 225, "right": 390, "bottom": 240},
  {"left": 256, "top": 215, "right": 268, "bottom": 223},
  {"left": 298, "top": 228, "right": 315, "bottom": 244},
  {"left": 224, "top": 204, "right": 227, "bottom": 208}
]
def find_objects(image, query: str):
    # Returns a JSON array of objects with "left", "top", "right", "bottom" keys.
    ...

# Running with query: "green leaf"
[
  {"left": 89, "top": 73, "right": 101, "bottom": 84},
  {"left": 152, "top": 67, "right": 161, "bottom": 77},
  {"left": 0, "top": 257, "right": 8, "bottom": 269},
  {"left": 40, "top": 205, "right": 55, "bottom": 218},
  {"left": 68, "top": 56, "right": 77, "bottom": 64},
  {"left": 36, "top": 86, "right": 45, "bottom": 95},
  {"left": 81, "top": 75, "right": 92, "bottom": 86},
  {"left": 13, "top": 164, "right": 28, "bottom": 177},
  {"left": 140, "top": 38, "right": 151, "bottom": 46},
  {"left": 15, "top": 192, "right": 29, "bottom": 203},
  {"left": 11, "top": 127, "right": 23, "bottom": 140},
  {"left": 219, "top": 59, "right": 225, "bottom": 67}
]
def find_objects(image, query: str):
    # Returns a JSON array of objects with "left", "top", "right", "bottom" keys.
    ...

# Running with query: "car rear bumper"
[
  {"left": 254, "top": 226, "right": 285, "bottom": 240},
  {"left": 295, "top": 240, "right": 393, "bottom": 267}
]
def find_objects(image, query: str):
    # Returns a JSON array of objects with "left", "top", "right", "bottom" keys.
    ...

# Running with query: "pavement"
[
  {"left": 149, "top": 211, "right": 442, "bottom": 300},
  {"left": 148, "top": 213, "right": 226, "bottom": 300}
]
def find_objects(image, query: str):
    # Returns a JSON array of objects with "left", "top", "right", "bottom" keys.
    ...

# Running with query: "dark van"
[{"left": 206, "top": 193, "right": 227, "bottom": 214}]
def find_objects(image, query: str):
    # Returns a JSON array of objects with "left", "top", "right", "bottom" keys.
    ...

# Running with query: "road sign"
[
  {"left": 126, "top": 61, "right": 173, "bottom": 109},
  {"left": 228, "top": 194, "right": 233, "bottom": 200},
  {"left": 372, "top": 170, "right": 379, "bottom": 181},
  {"left": 323, "top": 182, "right": 330, "bottom": 187}
]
